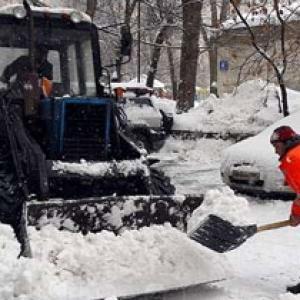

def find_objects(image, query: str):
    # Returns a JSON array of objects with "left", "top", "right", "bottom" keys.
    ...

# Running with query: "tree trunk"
[
  {"left": 146, "top": 25, "right": 170, "bottom": 88},
  {"left": 209, "top": 44, "right": 218, "bottom": 96},
  {"left": 167, "top": 41, "right": 178, "bottom": 100},
  {"left": 86, "top": 0, "right": 97, "bottom": 20},
  {"left": 114, "top": 0, "right": 137, "bottom": 81},
  {"left": 177, "top": 0, "right": 202, "bottom": 112}
]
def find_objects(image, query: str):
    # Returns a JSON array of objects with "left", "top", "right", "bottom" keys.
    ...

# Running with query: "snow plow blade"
[{"left": 27, "top": 194, "right": 203, "bottom": 234}]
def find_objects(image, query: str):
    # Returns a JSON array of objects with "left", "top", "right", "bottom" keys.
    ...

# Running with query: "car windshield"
[
  {"left": 0, "top": 23, "right": 96, "bottom": 97},
  {"left": 128, "top": 97, "right": 153, "bottom": 107}
]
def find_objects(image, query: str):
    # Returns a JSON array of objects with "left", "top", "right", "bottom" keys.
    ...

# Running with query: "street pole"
[{"left": 137, "top": 0, "right": 141, "bottom": 83}]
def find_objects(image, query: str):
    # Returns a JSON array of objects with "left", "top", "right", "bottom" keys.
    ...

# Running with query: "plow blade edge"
[{"left": 27, "top": 195, "right": 203, "bottom": 234}]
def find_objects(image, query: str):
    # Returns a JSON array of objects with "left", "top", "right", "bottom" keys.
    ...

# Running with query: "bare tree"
[
  {"left": 229, "top": 0, "right": 289, "bottom": 116},
  {"left": 166, "top": 40, "right": 178, "bottom": 99},
  {"left": 145, "top": 1, "right": 178, "bottom": 88}
]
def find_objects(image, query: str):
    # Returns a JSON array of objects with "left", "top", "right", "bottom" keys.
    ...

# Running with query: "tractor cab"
[
  {"left": 0, "top": 4, "right": 139, "bottom": 162},
  {"left": 0, "top": 4, "right": 102, "bottom": 99}
]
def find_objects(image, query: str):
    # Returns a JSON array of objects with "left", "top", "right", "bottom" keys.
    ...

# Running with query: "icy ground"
[{"left": 1, "top": 80, "right": 300, "bottom": 299}]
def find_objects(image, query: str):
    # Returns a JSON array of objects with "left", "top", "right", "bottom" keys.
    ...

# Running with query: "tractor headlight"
[
  {"left": 13, "top": 6, "right": 27, "bottom": 19},
  {"left": 70, "top": 11, "right": 82, "bottom": 23}
]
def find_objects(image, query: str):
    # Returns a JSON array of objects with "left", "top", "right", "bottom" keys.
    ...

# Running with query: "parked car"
[
  {"left": 220, "top": 110, "right": 300, "bottom": 199},
  {"left": 124, "top": 96, "right": 173, "bottom": 132},
  {"left": 122, "top": 95, "right": 173, "bottom": 151},
  {"left": 111, "top": 83, "right": 173, "bottom": 152}
]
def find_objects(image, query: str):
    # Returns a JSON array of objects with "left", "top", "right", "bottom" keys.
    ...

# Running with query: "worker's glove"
[{"left": 290, "top": 199, "right": 300, "bottom": 226}]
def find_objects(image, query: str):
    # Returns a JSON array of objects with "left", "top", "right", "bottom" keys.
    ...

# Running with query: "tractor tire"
[
  {"left": 0, "top": 161, "right": 23, "bottom": 225},
  {"left": 149, "top": 168, "right": 175, "bottom": 195},
  {"left": 0, "top": 150, "right": 29, "bottom": 257},
  {"left": 0, "top": 135, "right": 23, "bottom": 225}
]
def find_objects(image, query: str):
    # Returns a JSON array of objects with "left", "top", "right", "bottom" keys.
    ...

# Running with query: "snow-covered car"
[
  {"left": 124, "top": 96, "right": 173, "bottom": 132},
  {"left": 110, "top": 83, "right": 174, "bottom": 152},
  {"left": 220, "top": 110, "right": 300, "bottom": 198},
  {"left": 122, "top": 96, "right": 173, "bottom": 151},
  {"left": 124, "top": 96, "right": 163, "bottom": 129}
]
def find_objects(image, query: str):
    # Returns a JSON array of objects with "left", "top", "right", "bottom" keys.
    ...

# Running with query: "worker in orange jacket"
[{"left": 270, "top": 125, "right": 300, "bottom": 294}]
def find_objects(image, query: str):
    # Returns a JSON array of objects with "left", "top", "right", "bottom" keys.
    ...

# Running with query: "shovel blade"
[{"left": 189, "top": 214, "right": 257, "bottom": 253}]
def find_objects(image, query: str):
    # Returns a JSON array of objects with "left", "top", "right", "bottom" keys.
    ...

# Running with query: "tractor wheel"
[
  {"left": 0, "top": 160, "right": 23, "bottom": 225},
  {"left": 0, "top": 156, "right": 28, "bottom": 257},
  {"left": 0, "top": 136, "right": 23, "bottom": 225},
  {"left": 149, "top": 168, "right": 175, "bottom": 195}
]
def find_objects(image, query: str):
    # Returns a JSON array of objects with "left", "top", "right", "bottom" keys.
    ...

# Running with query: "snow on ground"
[{"left": 151, "top": 137, "right": 232, "bottom": 194}]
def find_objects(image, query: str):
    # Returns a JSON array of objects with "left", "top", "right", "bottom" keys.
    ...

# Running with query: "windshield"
[
  {"left": 128, "top": 97, "right": 153, "bottom": 107},
  {"left": 0, "top": 23, "right": 97, "bottom": 97}
]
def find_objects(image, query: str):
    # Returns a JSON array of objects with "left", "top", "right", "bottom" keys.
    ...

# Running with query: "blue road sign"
[{"left": 219, "top": 60, "right": 229, "bottom": 71}]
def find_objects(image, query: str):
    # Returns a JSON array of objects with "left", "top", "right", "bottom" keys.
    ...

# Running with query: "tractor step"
[{"left": 27, "top": 194, "right": 203, "bottom": 234}]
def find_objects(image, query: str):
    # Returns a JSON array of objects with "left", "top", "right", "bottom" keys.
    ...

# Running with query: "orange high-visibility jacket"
[{"left": 279, "top": 143, "right": 300, "bottom": 194}]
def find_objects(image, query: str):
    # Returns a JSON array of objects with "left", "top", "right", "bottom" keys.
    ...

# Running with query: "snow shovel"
[{"left": 189, "top": 214, "right": 291, "bottom": 253}]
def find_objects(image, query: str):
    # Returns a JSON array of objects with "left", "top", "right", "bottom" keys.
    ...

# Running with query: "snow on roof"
[
  {"left": 0, "top": 4, "right": 91, "bottom": 23},
  {"left": 222, "top": 1, "right": 300, "bottom": 30},
  {"left": 129, "top": 74, "right": 165, "bottom": 89}
]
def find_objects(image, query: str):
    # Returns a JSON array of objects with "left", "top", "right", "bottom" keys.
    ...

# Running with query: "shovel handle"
[{"left": 257, "top": 219, "right": 291, "bottom": 232}]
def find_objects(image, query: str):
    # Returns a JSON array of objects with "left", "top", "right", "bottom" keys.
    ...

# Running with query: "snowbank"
[
  {"left": 0, "top": 224, "right": 229, "bottom": 299},
  {"left": 172, "top": 80, "right": 300, "bottom": 136}
]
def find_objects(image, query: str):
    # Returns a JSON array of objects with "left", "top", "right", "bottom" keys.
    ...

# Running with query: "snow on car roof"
[{"left": 111, "top": 81, "right": 153, "bottom": 91}]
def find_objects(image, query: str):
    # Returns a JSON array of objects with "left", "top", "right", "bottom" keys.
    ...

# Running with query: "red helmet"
[{"left": 270, "top": 126, "right": 297, "bottom": 144}]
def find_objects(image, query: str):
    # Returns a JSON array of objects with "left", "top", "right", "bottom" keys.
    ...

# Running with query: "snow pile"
[
  {"left": 188, "top": 187, "right": 253, "bottom": 233},
  {"left": 172, "top": 80, "right": 300, "bottom": 135},
  {"left": 52, "top": 158, "right": 149, "bottom": 177},
  {"left": 0, "top": 224, "right": 229, "bottom": 299}
]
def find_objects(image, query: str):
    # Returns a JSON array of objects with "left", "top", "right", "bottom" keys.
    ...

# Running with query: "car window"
[{"left": 128, "top": 97, "right": 153, "bottom": 107}]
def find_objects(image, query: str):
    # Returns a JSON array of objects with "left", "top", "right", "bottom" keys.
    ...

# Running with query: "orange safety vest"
[
  {"left": 279, "top": 143, "right": 300, "bottom": 194},
  {"left": 41, "top": 77, "right": 53, "bottom": 97}
]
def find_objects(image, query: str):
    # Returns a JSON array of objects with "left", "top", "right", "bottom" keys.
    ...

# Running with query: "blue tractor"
[{"left": 0, "top": 2, "right": 202, "bottom": 257}]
